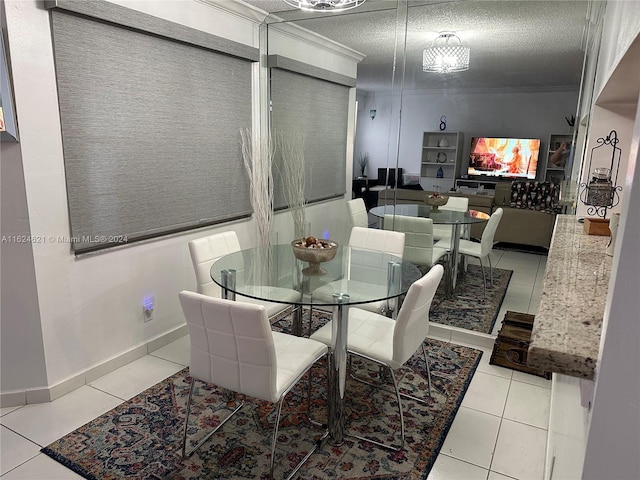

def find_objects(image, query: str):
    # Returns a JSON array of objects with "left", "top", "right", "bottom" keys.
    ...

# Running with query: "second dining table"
[
  {"left": 210, "top": 243, "right": 422, "bottom": 446},
  {"left": 369, "top": 203, "right": 490, "bottom": 295}
]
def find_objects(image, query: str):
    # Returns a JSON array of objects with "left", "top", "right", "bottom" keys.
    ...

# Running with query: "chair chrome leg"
[
  {"left": 478, "top": 257, "right": 487, "bottom": 301},
  {"left": 270, "top": 399, "right": 285, "bottom": 480},
  {"left": 422, "top": 343, "right": 432, "bottom": 397},
  {"left": 278, "top": 358, "right": 329, "bottom": 479},
  {"left": 348, "top": 363, "right": 405, "bottom": 451},
  {"left": 488, "top": 255, "right": 494, "bottom": 285},
  {"left": 182, "top": 379, "right": 245, "bottom": 458}
]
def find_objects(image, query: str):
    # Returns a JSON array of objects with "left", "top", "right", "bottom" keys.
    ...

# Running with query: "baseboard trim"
[
  {"left": 429, "top": 323, "right": 496, "bottom": 350},
  {"left": 1, "top": 325, "right": 188, "bottom": 408}
]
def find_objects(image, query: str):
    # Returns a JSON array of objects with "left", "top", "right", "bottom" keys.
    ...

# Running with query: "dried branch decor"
[
  {"left": 240, "top": 128, "right": 274, "bottom": 247},
  {"left": 276, "top": 131, "right": 309, "bottom": 239}
]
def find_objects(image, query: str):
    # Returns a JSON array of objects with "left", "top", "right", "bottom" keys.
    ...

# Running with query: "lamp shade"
[
  {"left": 423, "top": 32, "right": 470, "bottom": 73},
  {"left": 283, "top": 0, "right": 366, "bottom": 11}
]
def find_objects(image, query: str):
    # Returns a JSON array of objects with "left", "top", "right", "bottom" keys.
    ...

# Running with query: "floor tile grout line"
[
  {"left": 85, "top": 384, "right": 130, "bottom": 403},
  {"left": 436, "top": 452, "right": 491, "bottom": 475},
  {"left": 0, "top": 423, "right": 44, "bottom": 447},
  {"left": 0, "top": 452, "right": 43, "bottom": 479},
  {"left": 147, "top": 352, "right": 188, "bottom": 367}
]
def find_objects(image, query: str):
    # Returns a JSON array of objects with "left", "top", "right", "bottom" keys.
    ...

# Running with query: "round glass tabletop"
[
  {"left": 369, "top": 204, "right": 490, "bottom": 224},
  {"left": 210, "top": 244, "right": 422, "bottom": 307}
]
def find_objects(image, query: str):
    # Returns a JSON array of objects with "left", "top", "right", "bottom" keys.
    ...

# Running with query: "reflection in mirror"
[{"left": 254, "top": 0, "right": 590, "bottom": 337}]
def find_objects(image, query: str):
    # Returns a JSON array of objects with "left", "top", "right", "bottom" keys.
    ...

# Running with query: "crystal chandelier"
[
  {"left": 423, "top": 32, "right": 470, "bottom": 73},
  {"left": 282, "top": 0, "right": 367, "bottom": 11}
]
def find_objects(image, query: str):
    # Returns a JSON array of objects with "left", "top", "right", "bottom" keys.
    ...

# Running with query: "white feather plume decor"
[
  {"left": 276, "top": 131, "right": 309, "bottom": 239},
  {"left": 240, "top": 128, "right": 274, "bottom": 247}
]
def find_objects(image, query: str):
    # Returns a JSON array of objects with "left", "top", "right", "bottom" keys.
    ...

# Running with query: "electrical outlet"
[{"left": 143, "top": 296, "right": 155, "bottom": 323}]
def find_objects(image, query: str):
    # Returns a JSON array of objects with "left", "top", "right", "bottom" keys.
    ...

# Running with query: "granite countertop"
[{"left": 528, "top": 215, "right": 612, "bottom": 379}]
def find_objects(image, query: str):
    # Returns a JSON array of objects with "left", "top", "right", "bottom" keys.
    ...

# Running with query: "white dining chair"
[
  {"left": 347, "top": 198, "right": 369, "bottom": 228},
  {"left": 178, "top": 291, "right": 328, "bottom": 479},
  {"left": 310, "top": 264, "right": 444, "bottom": 451},
  {"left": 383, "top": 214, "right": 448, "bottom": 268},
  {"left": 433, "top": 196, "right": 470, "bottom": 241},
  {"left": 436, "top": 207, "right": 503, "bottom": 300},
  {"left": 188, "top": 231, "right": 299, "bottom": 319},
  {"left": 311, "top": 227, "right": 405, "bottom": 315}
]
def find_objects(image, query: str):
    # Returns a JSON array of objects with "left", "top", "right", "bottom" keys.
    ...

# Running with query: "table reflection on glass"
[
  {"left": 210, "top": 244, "right": 421, "bottom": 445},
  {"left": 369, "top": 204, "right": 490, "bottom": 294}
]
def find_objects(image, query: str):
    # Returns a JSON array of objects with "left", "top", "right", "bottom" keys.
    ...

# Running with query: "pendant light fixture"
[
  {"left": 283, "top": 0, "right": 367, "bottom": 11},
  {"left": 423, "top": 32, "right": 470, "bottom": 73}
]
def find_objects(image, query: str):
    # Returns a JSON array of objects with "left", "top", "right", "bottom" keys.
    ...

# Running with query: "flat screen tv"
[{"left": 468, "top": 137, "right": 540, "bottom": 180}]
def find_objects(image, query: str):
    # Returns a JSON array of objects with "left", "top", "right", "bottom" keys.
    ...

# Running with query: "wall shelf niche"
[{"left": 420, "top": 131, "right": 463, "bottom": 192}]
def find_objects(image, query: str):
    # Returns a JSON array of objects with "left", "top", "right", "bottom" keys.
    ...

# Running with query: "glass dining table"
[
  {"left": 369, "top": 204, "right": 490, "bottom": 294},
  {"left": 210, "top": 244, "right": 422, "bottom": 446}
]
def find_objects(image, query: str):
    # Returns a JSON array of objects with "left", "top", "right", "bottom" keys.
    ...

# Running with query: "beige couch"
[{"left": 377, "top": 183, "right": 557, "bottom": 249}]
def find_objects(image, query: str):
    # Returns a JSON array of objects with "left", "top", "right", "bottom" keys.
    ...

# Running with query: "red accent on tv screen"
[{"left": 468, "top": 137, "right": 540, "bottom": 180}]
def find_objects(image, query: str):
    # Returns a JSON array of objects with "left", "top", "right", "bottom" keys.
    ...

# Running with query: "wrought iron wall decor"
[{"left": 579, "top": 130, "right": 623, "bottom": 218}]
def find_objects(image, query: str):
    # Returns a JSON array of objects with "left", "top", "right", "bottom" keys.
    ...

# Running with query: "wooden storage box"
[
  {"left": 583, "top": 217, "right": 610, "bottom": 236},
  {"left": 490, "top": 321, "right": 551, "bottom": 379},
  {"left": 503, "top": 310, "right": 536, "bottom": 329}
]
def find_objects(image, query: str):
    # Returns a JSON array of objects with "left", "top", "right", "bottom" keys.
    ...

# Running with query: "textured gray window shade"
[
  {"left": 270, "top": 69, "right": 349, "bottom": 209},
  {"left": 51, "top": 10, "right": 252, "bottom": 253}
]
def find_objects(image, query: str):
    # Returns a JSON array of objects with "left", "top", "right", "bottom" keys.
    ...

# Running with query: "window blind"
[
  {"left": 50, "top": 8, "right": 254, "bottom": 253},
  {"left": 269, "top": 68, "right": 349, "bottom": 209}
]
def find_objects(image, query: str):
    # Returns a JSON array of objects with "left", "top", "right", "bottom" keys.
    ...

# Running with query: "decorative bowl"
[
  {"left": 291, "top": 238, "right": 338, "bottom": 276},
  {"left": 425, "top": 194, "right": 449, "bottom": 211}
]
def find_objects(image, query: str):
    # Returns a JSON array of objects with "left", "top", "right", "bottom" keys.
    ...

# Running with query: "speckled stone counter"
[{"left": 528, "top": 215, "right": 612, "bottom": 379}]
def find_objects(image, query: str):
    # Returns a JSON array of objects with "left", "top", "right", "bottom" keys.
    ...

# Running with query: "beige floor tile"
[
  {"left": 428, "top": 454, "right": 489, "bottom": 480},
  {"left": 503, "top": 381, "right": 550, "bottom": 429},
  {"left": 462, "top": 371, "right": 511, "bottom": 417},
  {"left": 440, "top": 406, "right": 501, "bottom": 469},
  {"left": 491, "top": 419, "right": 546, "bottom": 480}
]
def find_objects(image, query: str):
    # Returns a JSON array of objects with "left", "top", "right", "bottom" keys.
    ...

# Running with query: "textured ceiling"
[{"left": 242, "top": 0, "right": 591, "bottom": 93}]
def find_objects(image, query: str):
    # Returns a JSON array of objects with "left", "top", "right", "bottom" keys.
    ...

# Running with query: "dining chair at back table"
[
  {"left": 347, "top": 198, "right": 369, "bottom": 229},
  {"left": 435, "top": 207, "right": 504, "bottom": 300},
  {"left": 383, "top": 214, "right": 449, "bottom": 268},
  {"left": 433, "top": 196, "right": 470, "bottom": 241}
]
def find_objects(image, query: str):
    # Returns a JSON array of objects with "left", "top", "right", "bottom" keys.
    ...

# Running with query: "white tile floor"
[{"left": 0, "top": 250, "right": 550, "bottom": 480}]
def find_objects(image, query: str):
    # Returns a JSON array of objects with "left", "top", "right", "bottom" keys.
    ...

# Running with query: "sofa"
[{"left": 377, "top": 181, "right": 560, "bottom": 249}]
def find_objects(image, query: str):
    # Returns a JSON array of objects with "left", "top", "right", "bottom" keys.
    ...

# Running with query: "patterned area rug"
[
  {"left": 429, "top": 264, "right": 513, "bottom": 333},
  {"left": 41, "top": 311, "right": 482, "bottom": 480}
]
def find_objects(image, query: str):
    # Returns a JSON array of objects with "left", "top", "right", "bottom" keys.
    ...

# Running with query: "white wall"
[
  {"left": 593, "top": 0, "right": 640, "bottom": 103},
  {"left": 0, "top": 141, "right": 48, "bottom": 398},
  {"left": 1, "top": 0, "right": 356, "bottom": 403},
  {"left": 356, "top": 89, "right": 579, "bottom": 180},
  {"left": 580, "top": 1, "right": 640, "bottom": 477}
]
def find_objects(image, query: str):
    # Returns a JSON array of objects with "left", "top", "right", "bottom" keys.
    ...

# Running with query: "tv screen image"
[{"left": 468, "top": 137, "right": 540, "bottom": 180}]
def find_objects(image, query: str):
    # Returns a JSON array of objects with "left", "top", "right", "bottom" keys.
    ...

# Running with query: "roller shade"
[
  {"left": 50, "top": 8, "right": 254, "bottom": 253},
  {"left": 270, "top": 68, "right": 349, "bottom": 209}
]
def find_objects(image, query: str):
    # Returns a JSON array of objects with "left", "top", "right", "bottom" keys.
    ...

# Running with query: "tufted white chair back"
[
  {"left": 480, "top": 208, "right": 503, "bottom": 257},
  {"left": 441, "top": 196, "right": 469, "bottom": 212},
  {"left": 384, "top": 214, "right": 438, "bottom": 267},
  {"left": 391, "top": 264, "right": 444, "bottom": 368},
  {"left": 347, "top": 227, "right": 405, "bottom": 283},
  {"left": 179, "top": 291, "right": 279, "bottom": 403},
  {"left": 188, "top": 231, "right": 241, "bottom": 297},
  {"left": 347, "top": 198, "right": 369, "bottom": 228}
]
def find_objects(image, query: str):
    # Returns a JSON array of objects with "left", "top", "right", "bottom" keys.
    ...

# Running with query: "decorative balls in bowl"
[
  {"left": 291, "top": 236, "right": 338, "bottom": 276},
  {"left": 424, "top": 194, "right": 449, "bottom": 211}
]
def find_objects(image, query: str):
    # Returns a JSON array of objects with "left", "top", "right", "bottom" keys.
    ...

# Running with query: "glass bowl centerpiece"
[
  {"left": 425, "top": 192, "right": 449, "bottom": 211},
  {"left": 291, "top": 237, "right": 338, "bottom": 276}
]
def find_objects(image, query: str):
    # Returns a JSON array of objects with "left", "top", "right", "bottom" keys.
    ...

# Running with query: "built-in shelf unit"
[{"left": 420, "top": 131, "right": 463, "bottom": 192}]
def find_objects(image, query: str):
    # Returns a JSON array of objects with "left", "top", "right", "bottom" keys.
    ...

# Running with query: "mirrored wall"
[{"left": 261, "top": 0, "right": 590, "bottom": 337}]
